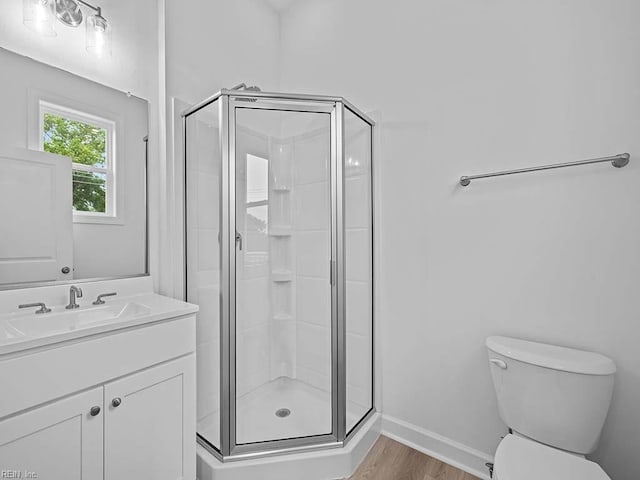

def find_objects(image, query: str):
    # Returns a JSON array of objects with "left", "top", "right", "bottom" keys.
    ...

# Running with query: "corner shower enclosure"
[{"left": 183, "top": 87, "right": 374, "bottom": 460}]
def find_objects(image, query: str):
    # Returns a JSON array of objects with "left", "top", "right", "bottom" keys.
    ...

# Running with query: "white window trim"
[{"left": 38, "top": 101, "right": 122, "bottom": 225}]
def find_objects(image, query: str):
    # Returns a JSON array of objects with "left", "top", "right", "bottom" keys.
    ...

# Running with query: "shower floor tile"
[
  {"left": 198, "top": 377, "right": 368, "bottom": 448},
  {"left": 198, "top": 377, "right": 332, "bottom": 446},
  {"left": 236, "top": 376, "right": 332, "bottom": 444}
]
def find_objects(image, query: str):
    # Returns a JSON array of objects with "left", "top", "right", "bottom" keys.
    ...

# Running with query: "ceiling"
[{"left": 262, "top": 0, "right": 302, "bottom": 13}]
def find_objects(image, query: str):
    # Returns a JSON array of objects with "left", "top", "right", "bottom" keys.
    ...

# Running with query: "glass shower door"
[
  {"left": 185, "top": 99, "right": 222, "bottom": 453},
  {"left": 231, "top": 101, "right": 336, "bottom": 448}
]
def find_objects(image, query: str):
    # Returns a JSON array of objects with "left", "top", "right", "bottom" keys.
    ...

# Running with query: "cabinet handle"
[
  {"left": 90, "top": 406, "right": 101, "bottom": 416},
  {"left": 112, "top": 397, "right": 122, "bottom": 408}
]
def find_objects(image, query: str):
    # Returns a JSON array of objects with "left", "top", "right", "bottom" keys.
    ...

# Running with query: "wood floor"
[{"left": 349, "top": 436, "right": 481, "bottom": 480}]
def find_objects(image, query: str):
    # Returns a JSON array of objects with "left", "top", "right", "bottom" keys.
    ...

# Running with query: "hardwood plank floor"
[{"left": 349, "top": 436, "right": 481, "bottom": 480}]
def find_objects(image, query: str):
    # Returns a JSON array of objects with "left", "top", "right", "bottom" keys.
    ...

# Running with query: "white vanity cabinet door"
[
  {"left": 104, "top": 354, "right": 196, "bottom": 480},
  {"left": 0, "top": 387, "right": 103, "bottom": 480}
]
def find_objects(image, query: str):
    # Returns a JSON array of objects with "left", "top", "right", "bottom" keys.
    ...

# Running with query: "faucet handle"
[
  {"left": 19, "top": 302, "right": 51, "bottom": 314},
  {"left": 93, "top": 292, "right": 117, "bottom": 305}
]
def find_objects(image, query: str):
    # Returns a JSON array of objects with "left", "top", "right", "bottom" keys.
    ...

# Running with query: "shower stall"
[{"left": 183, "top": 87, "right": 374, "bottom": 460}]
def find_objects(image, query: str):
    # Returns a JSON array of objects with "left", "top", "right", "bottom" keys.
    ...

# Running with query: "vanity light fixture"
[
  {"left": 23, "top": 0, "right": 112, "bottom": 57},
  {"left": 23, "top": 0, "right": 56, "bottom": 37}
]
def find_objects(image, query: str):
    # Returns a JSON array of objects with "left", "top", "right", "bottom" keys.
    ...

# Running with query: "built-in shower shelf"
[
  {"left": 272, "top": 270, "right": 293, "bottom": 282},
  {"left": 269, "top": 226, "right": 292, "bottom": 237},
  {"left": 273, "top": 313, "right": 293, "bottom": 321},
  {"left": 272, "top": 185, "right": 291, "bottom": 192}
]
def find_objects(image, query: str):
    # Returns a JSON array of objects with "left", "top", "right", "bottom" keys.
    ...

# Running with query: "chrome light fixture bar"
[{"left": 23, "top": 0, "right": 112, "bottom": 57}]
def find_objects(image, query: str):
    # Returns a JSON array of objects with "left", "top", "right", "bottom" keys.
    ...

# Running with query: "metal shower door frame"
[
  {"left": 224, "top": 95, "right": 344, "bottom": 459},
  {"left": 184, "top": 89, "right": 376, "bottom": 462}
]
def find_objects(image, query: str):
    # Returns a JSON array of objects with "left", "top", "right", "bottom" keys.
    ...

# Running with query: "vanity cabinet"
[
  {"left": 0, "top": 308, "right": 197, "bottom": 480},
  {"left": 0, "top": 387, "right": 103, "bottom": 479},
  {"left": 104, "top": 355, "right": 193, "bottom": 480}
]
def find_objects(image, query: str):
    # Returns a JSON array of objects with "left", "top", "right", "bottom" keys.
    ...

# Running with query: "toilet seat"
[{"left": 493, "top": 434, "right": 611, "bottom": 480}]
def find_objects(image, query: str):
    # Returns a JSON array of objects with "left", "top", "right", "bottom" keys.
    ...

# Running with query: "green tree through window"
[{"left": 43, "top": 113, "right": 108, "bottom": 213}]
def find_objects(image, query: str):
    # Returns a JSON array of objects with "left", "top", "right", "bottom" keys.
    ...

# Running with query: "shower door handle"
[
  {"left": 235, "top": 231, "right": 243, "bottom": 251},
  {"left": 330, "top": 260, "right": 336, "bottom": 286}
]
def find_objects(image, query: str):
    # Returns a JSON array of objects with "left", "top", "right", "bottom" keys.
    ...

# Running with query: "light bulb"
[
  {"left": 86, "top": 13, "right": 112, "bottom": 57},
  {"left": 23, "top": 0, "right": 56, "bottom": 37}
]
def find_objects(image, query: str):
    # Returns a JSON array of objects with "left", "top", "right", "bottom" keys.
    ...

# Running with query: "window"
[
  {"left": 39, "top": 102, "right": 116, "bottom": 219},
  {"left": 246, "top": 153, "right": 269, "bottom": 227},
  {"left": 244, "top": 154, "right": 269, "bottom": 263}
]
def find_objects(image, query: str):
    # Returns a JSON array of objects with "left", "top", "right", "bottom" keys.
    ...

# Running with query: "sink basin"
[
  {"left": 8, "top": 302, "right": 151, "bottom": 337},
  {"left": 0, "top": 323, "right": 23, "bottom": 342}
]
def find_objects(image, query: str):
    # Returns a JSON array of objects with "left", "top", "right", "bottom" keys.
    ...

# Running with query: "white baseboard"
[{"left": 381, "top": 415, "right": 493, "bottom": 479}]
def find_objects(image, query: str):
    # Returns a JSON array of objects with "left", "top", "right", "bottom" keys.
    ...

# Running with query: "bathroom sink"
[
  {"left": 0, "top": 323, "right": 23, "bottom": 343},
  {"left": 0, "top": 293, "right": 198, "bottom": 356},
  {"left": 8, "top": 302, "right": 151, "bottom": 337}
]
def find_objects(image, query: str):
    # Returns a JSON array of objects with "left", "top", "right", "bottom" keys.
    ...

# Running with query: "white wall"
[
  {"left": 0, "top": 48, "right": 147, "bottom": 280},
  {"left": 165, "top": 0, "right": 280, "bottom": 105},
  {"left": 278, "top": 1, "right": 640, "bottom": 479},
  {"left": 164, "top": 0, "right": 281, "bottom": 298}
]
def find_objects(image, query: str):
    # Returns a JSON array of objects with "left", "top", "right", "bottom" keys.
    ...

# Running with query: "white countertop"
[{"left": 0, "top": 292, "right": 198, "bottom": 356}]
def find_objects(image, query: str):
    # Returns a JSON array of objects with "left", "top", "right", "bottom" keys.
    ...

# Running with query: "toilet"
[{"left": 486, "top": 336, "right": 616, "bottom": 480}]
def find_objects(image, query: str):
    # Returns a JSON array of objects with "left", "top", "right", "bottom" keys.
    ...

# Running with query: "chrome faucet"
[
  {"left": 66, "top": 286, "right": 83, "bottom": 310},
  {"left": 19, "top": 302, "right": 51, "bottom": 314},
  {"left": 93, "top": 292, "right": 117, "bottom": 305}
]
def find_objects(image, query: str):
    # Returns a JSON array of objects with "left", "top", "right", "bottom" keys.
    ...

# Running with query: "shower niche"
[{"left": 184, "top": 89, "right": 374, "bottom": 460}]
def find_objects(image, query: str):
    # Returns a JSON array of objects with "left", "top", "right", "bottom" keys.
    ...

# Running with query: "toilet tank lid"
[{"left": 486, "top": 336, "right": 616, "bottom": 375}]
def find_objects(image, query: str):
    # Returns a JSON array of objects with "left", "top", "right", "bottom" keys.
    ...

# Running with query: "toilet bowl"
[
  {"left": 493, "top": 434, "right": 610, "bottom": 480},
  {"left": 486, "top": 336, "right": 616, "bottom": 480}
]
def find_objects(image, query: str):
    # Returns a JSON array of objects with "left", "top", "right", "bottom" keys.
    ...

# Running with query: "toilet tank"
[{"left": 486, "top": 336, "right": 616, "bottom": 455}]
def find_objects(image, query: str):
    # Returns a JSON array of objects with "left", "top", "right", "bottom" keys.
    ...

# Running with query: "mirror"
[{"left": 0, "top": 46, "right": 149, "bottom": 289}]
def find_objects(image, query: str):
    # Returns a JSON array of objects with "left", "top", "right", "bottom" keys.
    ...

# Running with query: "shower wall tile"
[
  {"left": 293, "top": 134, "right": 330, "bottom": 185},
  {"left": 297, "top": 365, "right": 331, "bottom": 394},
  {"left": 236, "top": 324, "right": 270, "bottom": 397},
  {"left": 346, "top": 228, "right": 371, "bottom": 282},
  {"left": 187, "top": 170, "right": 199, "bottom": 224},
  {"left": 294, "top": 182, "right": 330, "bottom": 231},
  {"left": 197, "top": 173, "right": 219, "bottom": 230},
  {"left": 346, "top": 332, "right": 372, "bottom": 391},
  {"left": 197, "top": 270, "right": 219, "bottom": 288},
  {"left": 290, "top": 128, "right": 332, "bottom": 393},
  {"left": 198, "top": 229, "right": 219, "bottom": 272},
  {"left": 237, "top": 277, "right": 270, "bottom": 331},
  {"left": 345, "top": 175, "right": 371, "bottom": 229},
  {"left": 195, "top": 124, "right": 220, "bottom": 176},
  {"left": 297, "top": 322, "right": 331, "bottom": 377},
  {"left": 270, "top": 318, "right": 296, "bottom": 379},
  {"left": 296, "top": 231, "right": 330, "bottom": 277},
  {"left": 196, "top": 285, "right": 219, "bottom": 346},
  {"left": 346, "top": 384, "right": 370, "bottom": 420},
  {"left": 186, "top": 228, "right": 199, "bottom": 295},
  {"left": 270, "top": 140, "right": 293, "bottom": 188},
  {"left": 297, "top": 277, "right": 331, "bottom": 327},
  {"left": 197, "top": 339, "right": 219, "bottom": 422},
  {"left": 346, "top": 264, "right": 373, "bottom": 430},
  {"left": 345, "top": 280, "right": 372, "bottom": 337}
]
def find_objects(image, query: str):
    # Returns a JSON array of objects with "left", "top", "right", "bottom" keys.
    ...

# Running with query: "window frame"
[{"left": 38, "top": 101, "right": 119, "bottom": 223}]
